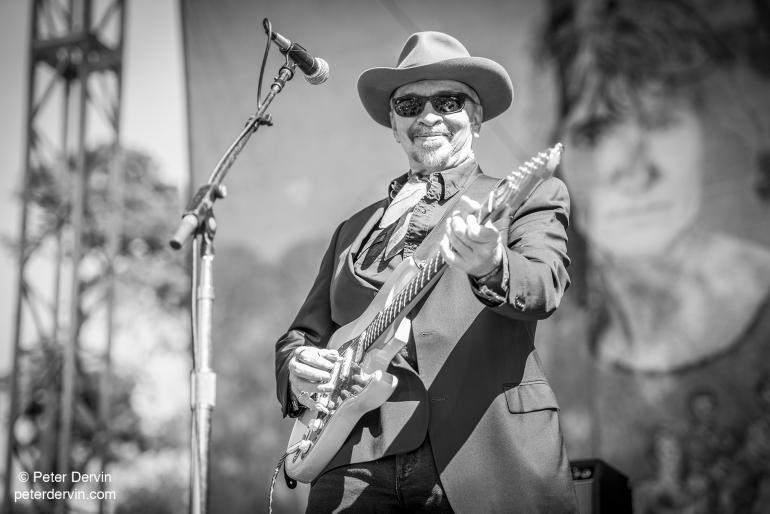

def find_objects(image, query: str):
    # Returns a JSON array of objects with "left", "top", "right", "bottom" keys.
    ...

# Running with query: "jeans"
[{"left": 305, "top": 438, "right": 455, "bottom": 513}]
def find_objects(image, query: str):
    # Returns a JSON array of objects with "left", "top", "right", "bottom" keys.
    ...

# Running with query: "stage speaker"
[{"left": 571, "top": 459, "right": 632, "bottom": 514}]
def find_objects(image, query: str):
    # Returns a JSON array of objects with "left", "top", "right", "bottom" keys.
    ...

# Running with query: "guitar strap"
[{"left": 410, "top": 169, "right": 500, "bottom": 264}]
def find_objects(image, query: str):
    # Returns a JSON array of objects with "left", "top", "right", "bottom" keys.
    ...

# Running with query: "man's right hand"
[{"left": 288, "top": 346, "right": 340, "bottom": 397}]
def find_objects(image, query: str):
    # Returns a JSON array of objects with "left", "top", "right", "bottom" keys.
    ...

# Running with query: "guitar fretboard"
[{"left": 358, "top": 250, "right": 446, "bottom": 355}]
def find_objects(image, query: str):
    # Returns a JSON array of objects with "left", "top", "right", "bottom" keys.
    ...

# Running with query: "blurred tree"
[
  {"left": 207, "top": 239, "right": 326, "bottom": 514},
  {"left": 7, "top": 144, "right": 188, "bottom": 512}
]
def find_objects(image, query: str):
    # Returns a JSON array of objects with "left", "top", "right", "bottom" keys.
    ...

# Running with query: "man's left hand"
[{"left": 440, "top": 195, "right": 504, "bottom": 277}]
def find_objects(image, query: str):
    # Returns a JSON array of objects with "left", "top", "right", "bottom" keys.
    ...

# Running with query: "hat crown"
[{"left": 396, "top": 32, "right": 472, "bottom": 69}]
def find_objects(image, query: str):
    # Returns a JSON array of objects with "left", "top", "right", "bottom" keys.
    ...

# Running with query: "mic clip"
[{"left": 245, "top": 114, "right": 273, "bottom": 132}]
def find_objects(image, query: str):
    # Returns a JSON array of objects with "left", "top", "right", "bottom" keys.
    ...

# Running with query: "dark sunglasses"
[{"left": 391, "top": 93, "right": 472, "bottom": 117}]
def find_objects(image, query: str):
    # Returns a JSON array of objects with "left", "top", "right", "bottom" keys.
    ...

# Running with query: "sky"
[{"left": 0, "top": 1, "right": 188, "bottom": 372}]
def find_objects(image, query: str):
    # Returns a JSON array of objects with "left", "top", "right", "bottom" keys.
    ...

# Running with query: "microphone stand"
[{"left": 169, "top": 59, "right": 297, "bottom": 514}]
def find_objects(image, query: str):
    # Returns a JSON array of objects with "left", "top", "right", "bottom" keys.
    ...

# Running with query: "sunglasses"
[{"left": 391, "top": 93, "right": 473, "bottom": 117}]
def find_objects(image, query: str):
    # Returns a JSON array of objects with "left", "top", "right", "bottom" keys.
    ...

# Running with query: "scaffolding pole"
[{"left": 3, "top": 1, "right": 125, "bottom": 512}]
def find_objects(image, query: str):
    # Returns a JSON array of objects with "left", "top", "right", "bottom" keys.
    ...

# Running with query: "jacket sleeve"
[
  {"left": 487, "top": 176, "right": 571, "bottom": 321},
  {"left": 275, "top": 223, "right": 343, "bottom": 417}
]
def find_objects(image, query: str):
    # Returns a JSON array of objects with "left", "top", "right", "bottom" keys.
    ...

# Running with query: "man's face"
[
  {"left": 389, "top": 79, "right": 482, "bottom": 174},
  {"left": 561, "top": 91, "right": 703, "bottom": 257}
]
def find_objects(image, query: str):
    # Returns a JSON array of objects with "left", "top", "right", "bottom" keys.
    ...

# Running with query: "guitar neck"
[{"left": 357, "top": 250, "right": 447, "bottom": 354}]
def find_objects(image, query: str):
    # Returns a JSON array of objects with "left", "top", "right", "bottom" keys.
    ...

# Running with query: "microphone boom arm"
[{"left": 169, "top": 60, "right": 295, "bottom": 249}]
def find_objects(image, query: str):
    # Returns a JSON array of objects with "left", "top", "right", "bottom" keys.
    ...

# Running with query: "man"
[{"left": 275, "top": 31, "right": 577, "bottom": 513}]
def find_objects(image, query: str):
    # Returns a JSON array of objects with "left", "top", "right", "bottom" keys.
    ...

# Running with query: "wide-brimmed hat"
[{"left": 357, "top": 31, "right": 514, "bottom": 128}]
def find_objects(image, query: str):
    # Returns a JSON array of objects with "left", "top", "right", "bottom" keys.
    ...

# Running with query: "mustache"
[{"left": 409, "top": 127, "right": 452, "bottom": 140}]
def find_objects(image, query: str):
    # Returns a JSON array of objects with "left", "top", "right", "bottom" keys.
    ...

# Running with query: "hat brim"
[{"left": 357, "top": 56, "right": 514, "bottom": 128}]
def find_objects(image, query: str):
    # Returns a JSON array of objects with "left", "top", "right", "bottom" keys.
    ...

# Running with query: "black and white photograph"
[{"left": 1, "top": 1, "right": 769, "bottom": 513}]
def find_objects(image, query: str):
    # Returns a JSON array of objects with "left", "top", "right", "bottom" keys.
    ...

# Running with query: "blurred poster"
[{"left": 538, "top": 0, "right": 770, "bottom": 511}]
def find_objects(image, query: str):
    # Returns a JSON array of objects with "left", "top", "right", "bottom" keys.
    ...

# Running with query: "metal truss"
[{"left": 3, "top": 1, "right": 125, "bottom": 512}]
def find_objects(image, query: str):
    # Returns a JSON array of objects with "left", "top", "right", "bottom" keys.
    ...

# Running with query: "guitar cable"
[{"left": 268, "top": 442, "right": 305, "bottom": 513}]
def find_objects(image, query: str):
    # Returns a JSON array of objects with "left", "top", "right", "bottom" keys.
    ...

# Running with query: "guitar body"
[{"left": 284, "top": 257, "right": 422, "bottom": 482}]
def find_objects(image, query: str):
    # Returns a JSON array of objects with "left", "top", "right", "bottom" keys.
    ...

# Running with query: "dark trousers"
[{"left": 306, "top": 438, "right": 455, "bottom": 513}]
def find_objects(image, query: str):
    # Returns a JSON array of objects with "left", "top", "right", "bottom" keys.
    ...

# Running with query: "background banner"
[{"left": 180, "top": 1, "right": 770, "bottom": 512}]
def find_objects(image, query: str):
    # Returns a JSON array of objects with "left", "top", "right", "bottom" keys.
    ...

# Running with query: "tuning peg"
[{"left": 546, "top": 143, "right": 564, "bottom": 171}]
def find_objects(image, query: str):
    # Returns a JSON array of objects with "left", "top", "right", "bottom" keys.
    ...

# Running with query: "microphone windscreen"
[{"left": 305, "top": 58, "right": 329, "bottom": 85}]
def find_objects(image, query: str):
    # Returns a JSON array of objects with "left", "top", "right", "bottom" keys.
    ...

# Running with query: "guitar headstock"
[{"left": 479, "top": 143, "right": 564, "bottom": 224}]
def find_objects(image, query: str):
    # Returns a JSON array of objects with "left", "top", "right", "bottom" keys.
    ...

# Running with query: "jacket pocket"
[{"left": 503, "top": 381, "right": 560, "bottom": 413}]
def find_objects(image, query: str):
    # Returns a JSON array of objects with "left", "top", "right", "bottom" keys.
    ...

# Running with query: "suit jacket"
[{"left": 275, "top": 170, "right": 578, "bottom": 513}]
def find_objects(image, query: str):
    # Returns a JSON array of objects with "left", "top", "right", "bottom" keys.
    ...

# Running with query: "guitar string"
[{"left": 361, "top": 251, "right": 442, "bottom": 353}]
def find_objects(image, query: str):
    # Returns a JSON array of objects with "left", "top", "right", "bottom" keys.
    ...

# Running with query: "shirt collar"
[{"left": 388, "top": 159, "right": 480, "bottom": 201}]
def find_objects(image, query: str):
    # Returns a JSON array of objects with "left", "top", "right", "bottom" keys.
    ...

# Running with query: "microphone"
[{"left": 263, "top": 19, "right": 329, "bottom": 85}]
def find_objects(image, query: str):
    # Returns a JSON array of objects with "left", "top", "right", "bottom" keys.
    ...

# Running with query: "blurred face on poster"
[
  {"left": 557, "top": 80, "right": 770, "bottom": 373},
  {"left": 561, "top": 88, "right": 703, "bottom": 258}
]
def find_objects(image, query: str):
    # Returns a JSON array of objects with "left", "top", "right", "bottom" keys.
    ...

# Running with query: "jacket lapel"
[{"left": 329, "top": 202, "right": 385, "bottom": 325}]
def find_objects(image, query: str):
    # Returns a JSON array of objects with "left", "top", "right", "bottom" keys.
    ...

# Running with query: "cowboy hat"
[{"left": 357, "top": 31, "right": 514, "bottom": 128}]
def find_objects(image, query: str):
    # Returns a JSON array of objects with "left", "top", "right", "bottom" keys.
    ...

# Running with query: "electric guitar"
[{"left": 284, "top": 143, "right": 564, "bottom": 483}]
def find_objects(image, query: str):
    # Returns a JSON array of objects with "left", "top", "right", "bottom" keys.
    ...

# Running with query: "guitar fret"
[
  {"left": 367, "top": 318, "right": 377, "bottom": 346},
  {"left": 359, "top": 252, "right": 448, "bottom": 354},
  {"left": 386, "top": 299, "right": 395, "bottom": 324}
]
